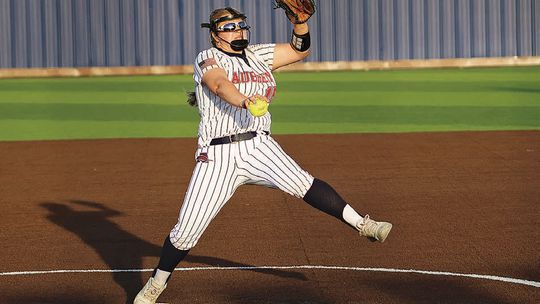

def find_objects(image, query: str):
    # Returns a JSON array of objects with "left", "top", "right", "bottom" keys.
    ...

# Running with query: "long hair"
[{"left": 186, "top": 91, "right": 197, "bottom": 107}]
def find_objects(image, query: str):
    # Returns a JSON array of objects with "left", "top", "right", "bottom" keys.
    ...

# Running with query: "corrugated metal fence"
[{"left": 0, "top": 0, "right": 538, "bottom": 68}]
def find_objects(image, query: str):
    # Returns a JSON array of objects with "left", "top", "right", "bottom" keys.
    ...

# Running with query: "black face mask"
[
  {"left": 214, "top": 29, "right": 250, "bottom": 52},
  {"left": 230, "top": 39, "right": 249, "bottom": 51}
]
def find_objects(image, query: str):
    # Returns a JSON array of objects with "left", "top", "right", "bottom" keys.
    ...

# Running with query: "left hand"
[{"left": 274, "top": 0, "right": 316, "bottom": 24}]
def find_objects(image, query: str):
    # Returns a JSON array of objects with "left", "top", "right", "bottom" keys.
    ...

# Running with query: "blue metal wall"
[{"left": 0, "top": 0, "right": 538, "bottom": 68}]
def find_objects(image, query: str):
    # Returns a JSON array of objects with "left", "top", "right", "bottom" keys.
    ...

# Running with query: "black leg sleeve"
[
  {"left": 302, "top": 178, "right": 350, "bottom": 222},
  {"left": 156, "top": 235, "right": 189, "bottom": 273}
]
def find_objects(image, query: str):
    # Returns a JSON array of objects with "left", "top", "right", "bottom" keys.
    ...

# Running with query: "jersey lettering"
[
  {"left": 231, "top": 71, "right": 272, "bottom": 84},
  {"left": 194, "top": 44, "right": 277, "bottom": 146}
]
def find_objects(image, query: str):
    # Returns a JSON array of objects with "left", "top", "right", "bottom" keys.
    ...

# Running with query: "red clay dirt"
[{"left": 0, "top": 131, "right": 539, "bottom": 304}]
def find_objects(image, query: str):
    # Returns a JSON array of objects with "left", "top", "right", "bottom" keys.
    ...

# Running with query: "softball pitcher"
[{"left": 135, "top": 2, "right": 392, "bottom": 303}]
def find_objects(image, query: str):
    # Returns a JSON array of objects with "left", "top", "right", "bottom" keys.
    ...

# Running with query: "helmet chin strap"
[{"left": 215, "top": 32, "right": 249, "bottom": 52}]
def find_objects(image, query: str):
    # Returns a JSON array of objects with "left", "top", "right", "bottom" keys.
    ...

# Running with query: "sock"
[
  {"left": 154, "top": 235, "right": 189, "bottom": 282},
  {"left": 153, "top": 269, "right": 171, "bottom": 285},
  {"left": 303, "top": 178, "right": 349, "bottom": 223},
  {"left": 342, "top": 204, "right": 363, "bottom": 228}
]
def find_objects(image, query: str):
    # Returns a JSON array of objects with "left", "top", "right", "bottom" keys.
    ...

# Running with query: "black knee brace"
[
  {"left": 303, "top": 178, "right": 348, "bottom": 221},
  {"left": 156, "top": 235, "right": 190, "bottom": 273}
]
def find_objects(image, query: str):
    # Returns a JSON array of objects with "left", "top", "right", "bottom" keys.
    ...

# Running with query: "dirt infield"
[{"left": 0, "top": 131, "right": 539, "bottom": 303}]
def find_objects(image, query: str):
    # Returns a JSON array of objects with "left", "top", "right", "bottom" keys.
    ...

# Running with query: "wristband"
[{"left": 290, "top": 31, "right": 310, "bottom": 52}]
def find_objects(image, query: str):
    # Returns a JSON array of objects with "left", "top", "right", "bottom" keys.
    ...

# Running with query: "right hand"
[
  {"left": 243, "top": 95, "right": 268, "bottom": 107},
  {"left": 244, "top": 95, "right": 269, "bottom": 117}
]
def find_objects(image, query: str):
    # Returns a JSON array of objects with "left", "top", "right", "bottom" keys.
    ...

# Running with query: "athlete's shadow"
[
  {"left": 40, "top": 200, "right": 156, "bottom": 303},
  {"left": 41, "top": 200, "right": 306, "bottom": 303}
]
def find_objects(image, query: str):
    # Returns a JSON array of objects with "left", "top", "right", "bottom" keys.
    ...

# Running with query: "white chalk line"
[{"left": 1, "top": 265, "right": 538, "bottom": 288}]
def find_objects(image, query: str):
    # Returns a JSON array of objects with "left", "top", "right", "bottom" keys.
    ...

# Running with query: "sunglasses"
[{"left": 216, "top": 20, "right": 250, "bottom": 32}]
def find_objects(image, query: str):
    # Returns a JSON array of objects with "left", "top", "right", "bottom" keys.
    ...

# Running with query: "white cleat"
[
  {"left": 357, "top": 215, "right": 393, "bottom": 242},
  {"left": 134, "top": 277, "right": 167, "bottom": 304}
]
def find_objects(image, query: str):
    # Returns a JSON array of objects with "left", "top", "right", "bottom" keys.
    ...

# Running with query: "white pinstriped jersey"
[
  {"left": 193, "top": 44, "right": 277, "bottom": 146},
  {"left": 169, "top": 43, "right": 314, "bottom": 251}
]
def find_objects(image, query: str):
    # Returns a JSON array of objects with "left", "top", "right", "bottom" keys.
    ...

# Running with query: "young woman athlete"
[{"left": 134, "top": 7, "right": 392, "bottom": 304}]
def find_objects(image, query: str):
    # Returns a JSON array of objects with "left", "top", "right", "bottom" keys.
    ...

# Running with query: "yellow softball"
[{"left": 247, "top": 97, "right": 269, "bottom": 117}]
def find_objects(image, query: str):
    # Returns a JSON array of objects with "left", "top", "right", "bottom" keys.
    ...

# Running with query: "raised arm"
[
  {"left": 271, "top": 0, "right": 316, "bottom": 70},
  {"left": 272, "top": 23, "right": 310, "bottom": 70}
]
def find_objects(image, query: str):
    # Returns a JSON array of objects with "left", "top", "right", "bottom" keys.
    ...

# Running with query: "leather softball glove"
[{"left": 274, "top": 0, "right": 316, "bottom": 24}]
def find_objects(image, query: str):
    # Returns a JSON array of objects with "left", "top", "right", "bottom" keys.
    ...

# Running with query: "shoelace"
[
  {"left": 358, "top": 215, "right": 378, "bottom": 237},
  {"left": 143, "top": 282, "right": 163, "bottom": 300}
]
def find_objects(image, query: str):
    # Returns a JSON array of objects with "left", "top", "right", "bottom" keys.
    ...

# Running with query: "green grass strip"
[{"left": 0, "top": 66, "right": 538, "bottom": 141}]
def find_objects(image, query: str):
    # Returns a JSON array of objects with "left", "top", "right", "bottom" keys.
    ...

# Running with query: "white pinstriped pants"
[{"left": 170, "top": 134, "right": 314, "bottom": 250}]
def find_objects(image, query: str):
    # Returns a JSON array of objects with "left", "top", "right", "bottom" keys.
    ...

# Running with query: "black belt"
[{"left": 210, "top": 131, "right": 269, "bottom": 145}]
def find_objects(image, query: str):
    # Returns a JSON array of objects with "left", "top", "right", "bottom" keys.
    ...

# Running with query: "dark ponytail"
[{"left": 186, "top": 91, "right": 197, "bottom": 107}]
